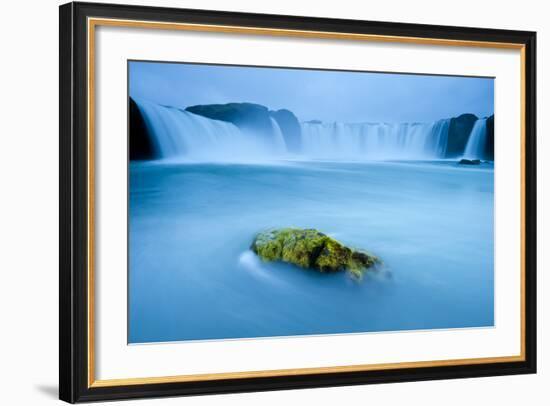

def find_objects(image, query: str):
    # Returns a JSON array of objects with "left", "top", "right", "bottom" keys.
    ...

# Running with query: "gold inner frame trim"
[{"left": 87, "top": 17, "right": 527, "bottom": 388}]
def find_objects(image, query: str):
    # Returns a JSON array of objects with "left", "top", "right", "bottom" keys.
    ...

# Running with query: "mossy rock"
[{"left": 251, "top": 228, "right": 378, "bottom": 278}]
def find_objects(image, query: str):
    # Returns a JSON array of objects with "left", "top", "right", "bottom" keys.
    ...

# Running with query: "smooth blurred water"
[{"left": 129, "top": 160, "right": 494, "bottom": 344}]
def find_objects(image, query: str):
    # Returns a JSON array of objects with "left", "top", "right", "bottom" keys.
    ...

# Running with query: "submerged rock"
[
  {"left": 251, "top": 228, "right": 378, "bottom": 278},
  {"left": 458, "top": 158, "right": 481, "bottom": 165}
]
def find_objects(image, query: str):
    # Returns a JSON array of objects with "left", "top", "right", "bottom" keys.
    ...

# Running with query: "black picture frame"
[{"left": 59, "top": 1, "right": 537, "bottom": 403}]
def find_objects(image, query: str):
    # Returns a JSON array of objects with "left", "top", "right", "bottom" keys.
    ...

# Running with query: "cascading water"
[
  {"left": 299, "top": 119, "right": 451, "bottom": 160},
  {"left": 428, "top": 119, "right": 451, "bottom": 158},
  {"left": 135, "top": 99, "right": 285, "bottom": 161},
  {"left": 463, "top": 118, "right": 488, "bottom": 160},
  {"left": 134, "top": 99, "right": 456, "bottom": 161},
  {"left": 269, "top": 117, "right": 287, "bottom": 153}
]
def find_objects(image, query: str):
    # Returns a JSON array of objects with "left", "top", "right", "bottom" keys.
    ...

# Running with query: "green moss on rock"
[{"left": 251, "top": 228, "right": 378, "bottom": 278}]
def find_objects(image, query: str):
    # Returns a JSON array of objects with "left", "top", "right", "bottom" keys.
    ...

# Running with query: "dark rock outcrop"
[
  {"left": 484, "top": 115, "right": 494, "bottom": 161},
  {"left": 129, "top": 97, "right": 156, "bottom": 160},
  {"left": 186, "top": 102, "right": 302, "bottom": 151},
  {"left": 269, "top": 109, "right": 302, "bottom": 153},
  {"left": 251, "top": 228, "right": 378, "bottom": 279},
  {"left": 186, "top": 102, "right": 273, "bottom": 137},
  {"left": 445, "top": 113, "right": 478, "bottom": 158}
]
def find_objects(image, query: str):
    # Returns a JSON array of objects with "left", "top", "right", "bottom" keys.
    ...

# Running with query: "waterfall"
[
  {"left": 269, "top": 117, "right": 287, "bottom": 153},
  {"left": 134, "top": 99, "right": 458, "bottom": 161},
  {"left": 463, "top": 118, "right": 488, "bottom": 160},
  {"left": 135, "top": 99, "right": 285, "bottom": 161},
  {"left": 428, "top": 119, "right": 451, "bottom": 158},
  {"left": 299, "top": 119, "right": 450, "bottom": 160}
]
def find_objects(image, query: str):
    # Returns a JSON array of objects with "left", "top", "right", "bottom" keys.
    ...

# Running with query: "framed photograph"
[{"left": 59, "top": 2, "right": 536, "bottom": 403}]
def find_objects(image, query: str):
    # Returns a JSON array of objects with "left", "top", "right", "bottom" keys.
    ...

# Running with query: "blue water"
[{"left": 129, "top": 160, "right": 494, "bottom": 344}]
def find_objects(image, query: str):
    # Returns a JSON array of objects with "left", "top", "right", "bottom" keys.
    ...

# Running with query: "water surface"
[{"left": 129, "top": 160, "right": 494, "bottom": 343}]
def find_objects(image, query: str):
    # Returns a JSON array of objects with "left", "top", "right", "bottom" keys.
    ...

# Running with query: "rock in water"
[
  {"left": 458, "top": 158, "right": 481, "bottom": 165},
  {"left": 251, "top": 228, "right": 378, "bottom": 278}
]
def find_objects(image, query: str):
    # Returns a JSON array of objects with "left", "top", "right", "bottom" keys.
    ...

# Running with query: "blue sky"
[{"left": 129, "top": 61, "right": 494, "bottom": 123}]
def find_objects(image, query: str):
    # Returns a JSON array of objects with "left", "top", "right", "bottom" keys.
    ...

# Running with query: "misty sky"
[{"left": 129, "top": 61, "right": 494, "bottom": 123}]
